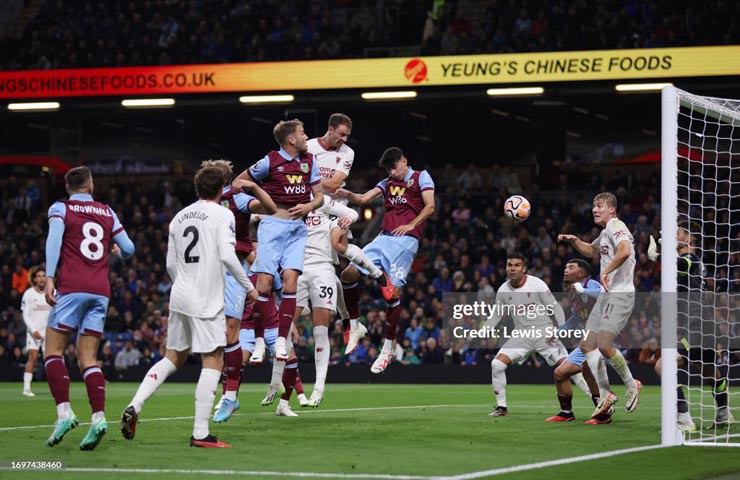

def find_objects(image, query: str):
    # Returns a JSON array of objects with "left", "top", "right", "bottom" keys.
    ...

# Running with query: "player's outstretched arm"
[
  {"left": 601, "top": 239, "right": 631, "bottom": 289},
  {"left": 335, "top": 187, "right": 382, "bottom": 206},
  {"left": 320, "top": 198, "right": 359, "bottom": 224},
  {"left": 557, "top": 234, "right": 599, "bottom": 259}
]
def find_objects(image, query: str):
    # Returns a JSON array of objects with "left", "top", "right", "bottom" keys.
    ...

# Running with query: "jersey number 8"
[{"left": 80, "top": 222, "right": 105, "bottom": 260}]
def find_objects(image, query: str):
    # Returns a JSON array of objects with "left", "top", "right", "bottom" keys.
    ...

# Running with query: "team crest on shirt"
[
  {"left": 221, "top": 201, "right": 229, "bottom": 209},
  {"left": 300, "top": 162, "right": 309, "bottom": 173},
  {"left": 335, "top": 157, "right": 341, "bottom": 164},
  {"left": 407, "top": 179, "right": 414, "bottom": 187}
]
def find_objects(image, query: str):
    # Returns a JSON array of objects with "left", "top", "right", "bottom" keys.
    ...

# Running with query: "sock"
[
  {"left": 342, "top": 282, "right": 360, "bottom": 321},
  {"left": 605, "top": 349, "right": 637, "bottom": 391},
  {"left": 82, "top": 366, "right": 106, "bottom": 416},
  {"left": 557, "top": 394, "right": 573, "bottom": 413},
  {"left": 193, "top": 368, "right": 220, "bottom": 440},
  {"left": 491, "top": 359, "right": 508, "bottom": 408},
  {"left": 56, "top": 402, "right": 71, "bottom": 420},
  {"left": 343, "top": 244, "right": 381, "bottom": 277},
  {"left": 271, "top": 359, "right": 285, "bottom": 388},
  {"left": 677, "top": 386, "right": 689, "bottom": 414},
  {"left": 350, "top": 319, "right": 358, "bottom": 329},
  {"left": 295, "top": 368, "right": 305, "bottom": 395},
  {"left": 281, "top": 359, "right": 298, "bottom": 400},
  {"left": 130, "top": 357, "right": 177, "bottom": 414},
  {"left": 277, "top": 291, "right": 296, "bottom": 338},
  {"left": 385, "top": 300, "right": 401, "bottom": 340},
  {"left": 591, "top": 394, "right": 600, "bottom": 407},
  {"left": 336, "top": 279, "right": 349, "bottom": 321},
  {"left": 714, "top": 378, "right": 729, "bottom": 409},
  {"left": 382, "top": 338, "right": 393, "bottom": 353},
  {"left": 23, "top": 372, "right": 32, "bottom": 391},
  {"left": 313, "top": 326, "right": 329, "bottom": 392},
  {"left": 252, "top": 292, "right": 270, "bottom": 339},
  {"left": 220, "top": 369, "right": 227, "bottom": 396},
  {"left": 44, "top": 356, "right": 70, "bottom": 418},
  {"left": 571, "top": 372, "right": 591, "bottom": 398},
  {"left": 224, "top": 341, "right": 242, "bottom": 400},
  {"left": 585, "top": 350, "right": 611, "bottom": 398}
]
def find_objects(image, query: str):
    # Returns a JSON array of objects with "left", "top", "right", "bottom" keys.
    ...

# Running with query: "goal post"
[
  {"left": 662, "top": 86, "right": 740, "bottom": 446},
  {"left": 661, "top": 85, "right": 680, "bottom": 446}
]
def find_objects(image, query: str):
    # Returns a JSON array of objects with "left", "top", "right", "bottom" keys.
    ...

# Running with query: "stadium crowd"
[
  {"left": 1, "top": 161, "right": 739, "bottom": 379},
  {"left": 1, "top": 0, "right": 738, "bottom": 70}
]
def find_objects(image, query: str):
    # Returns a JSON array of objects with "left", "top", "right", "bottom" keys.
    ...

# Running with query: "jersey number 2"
[{"left": 183, "top": 226, "right": 200, "bottom": 263}]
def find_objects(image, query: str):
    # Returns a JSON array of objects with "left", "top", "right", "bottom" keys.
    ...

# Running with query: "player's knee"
[
  {"left": 341, "top": 266, "right": 359, "bottom": 283},
  {"left": 491, "top": 358, "right": 507, "bottom": 374},
  {"left": 554, "top": 365, "right": 569, "bottom": 382}
]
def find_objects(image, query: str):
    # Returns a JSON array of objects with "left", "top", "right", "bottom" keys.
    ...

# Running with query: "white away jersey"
[
  {"left": 303, "top": 211, "right": 335, "bottom": 268},
  {"left": 307, "top": 137, "right": 354, "bottom": 192},
  {"left": 494, "top": 275, "right": 560, "bottom": 330},
  {"left": 168, "top": 200, "right": 236, "bottom": 317},
  {"left": 591, "top": 217, "right": 636, "bottom": 292},
  {"left": 21, "top": 287, "right": 52, "bottom": 334}
]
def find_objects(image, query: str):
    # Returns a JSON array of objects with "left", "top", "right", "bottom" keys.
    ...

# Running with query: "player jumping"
[
  {"left": 232, "top": 119, "right": 324, "bottom": 362},
  {"left": 44, "top": 166, "right": 135, "bottom": 450},
  {"left": 337, "top": 147, "right": 435, "bottom": 374}
]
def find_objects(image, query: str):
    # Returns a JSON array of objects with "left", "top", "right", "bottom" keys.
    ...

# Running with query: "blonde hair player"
[{"left": 558, "top": 192, "right": 642, "bottom": 418}]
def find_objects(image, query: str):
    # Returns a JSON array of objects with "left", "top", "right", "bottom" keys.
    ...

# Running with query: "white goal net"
[{"left": 662, "top": 86, "right": 739, "bottom": 446}]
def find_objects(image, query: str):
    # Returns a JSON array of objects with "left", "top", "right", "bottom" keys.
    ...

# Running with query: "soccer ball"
[{"left": 504, "top": 195, "right": 531, "bottom": 223}]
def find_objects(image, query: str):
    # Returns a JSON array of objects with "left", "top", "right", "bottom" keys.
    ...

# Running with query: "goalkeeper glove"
[{"left": 648, "top": 235, "right": 660, "bottom": 261}]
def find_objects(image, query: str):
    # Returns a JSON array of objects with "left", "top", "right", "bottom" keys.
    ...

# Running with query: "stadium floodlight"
[
  {"left": 361, "top": 91, "right": 417, "bottom": 100},
  {"left": 662, "top": 86, "right": 740, "bottom": 447},
  {"left": 7, "top": 102, "right": 60, "bottom": 111},
  {"left": 239, "top": 94, "right": 295, "bottom": 104},
  {"left": 121, "top": 98, "right": 176, "bottom": 108},
  {"left": 486, "top": 87, "right": 544, "bottom": 96},
  {"left": 616, "top": 83, "right": 672, "bottom": 92}
]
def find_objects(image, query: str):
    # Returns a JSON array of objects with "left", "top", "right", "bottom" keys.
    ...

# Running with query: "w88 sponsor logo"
[{"left": 284, "top": 184, "right": 307, "bottom": 195}]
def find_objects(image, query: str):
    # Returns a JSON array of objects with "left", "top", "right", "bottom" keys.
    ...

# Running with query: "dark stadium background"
[{"left": 1, "top": 0, "right": 739, "bottom": 385}]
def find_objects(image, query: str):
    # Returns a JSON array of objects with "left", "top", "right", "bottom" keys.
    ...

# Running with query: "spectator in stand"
[
  {"left": 638, "top": 338, "right": 661, "bottom": 364},
  {"left": 115, "top": 341, "right": 143, "bottom": 371},
  {"left": 404, "top": 317, "right": 424, "bottom": 350}
]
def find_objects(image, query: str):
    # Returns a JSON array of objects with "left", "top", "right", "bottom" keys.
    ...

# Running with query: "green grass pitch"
[{"left": 0, "top": 382, "right": 739, "bottom": 479}]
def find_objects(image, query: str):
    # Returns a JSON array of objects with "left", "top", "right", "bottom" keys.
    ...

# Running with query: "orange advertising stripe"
[{"left": 0, "top": 46, "right": 738, "bottom": 99}]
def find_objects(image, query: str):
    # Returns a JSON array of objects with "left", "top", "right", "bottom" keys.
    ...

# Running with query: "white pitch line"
[
  {"left": 439, "top": 444, "right": 665, "bottom": 480},
  {"left": 0, "top": 404, "right": 489, "bottom": 432},
  {"left": 0, "top": 467, "right": 434, "bottom": 479}
]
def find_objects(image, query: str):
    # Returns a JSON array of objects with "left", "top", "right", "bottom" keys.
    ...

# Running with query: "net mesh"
[{"left": 675, "top": 89, "right": 740, "bottom": 444}]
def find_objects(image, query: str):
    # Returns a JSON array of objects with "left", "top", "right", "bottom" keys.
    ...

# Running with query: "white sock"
[
  {"left": 585, "top": 350, "right": 611, "bottom": 398},
  {"left": 571, "top": 373, "right": 591, "bottom": 397},
  {"left": 279, "top": 398, "right": 289, "bottom": 409},
  {"left": 130, "top": 357, "right": 177, "bottom": 414},
  {"left": 350, "top": 319, "right": 358, "bottom": 329},
  {"left": 193, "top": 368, "right": 221, "bottom": 440},
  {"left": 606, "top": 349, "right": 637, "bottom": 391},
  {"left": 56, "top": 402, "right": 71, "bottom": 421},
  {"left": 271, "top": 360, "right": 285, "bottom": 388},
  {"left": 23, "top": 372, "right": 32, "bottom": 391},
  {"left": 336, "top": 278, "right": 349, "bottom": 320},
  {"left": 91, "top": 411, "right": 105, "bottom": 423},
  {"left": 313, "top": 326, "right": 329, "bottom": 392},
  {"left": 491, "top": 359, "right": 508, "bottom": 408},
  {"left": 224, "top": 390, "right": 237, "bottom": 402},
  {"left": 381, "top": 338, "right": 393, "bottom": 353},
  {"left": 343, "top": 244, "right": 381, "bottom": 278}
]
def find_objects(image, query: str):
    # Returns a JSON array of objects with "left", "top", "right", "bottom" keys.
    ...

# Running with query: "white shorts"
[
  {"left": 499, "top": 336, "right": 568, "bottom": 367},
  {"left": 585, "top": 293, "right": 635, "bottom": 336},
  {"left": 167, "top": 310, "right": 227, "bottom": 354},
  {"left": 26, "top": 332, "right": 45, "bottom": 351},
  {"left": 297, "top": 264, "right": 338, "bottom": 313}
]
